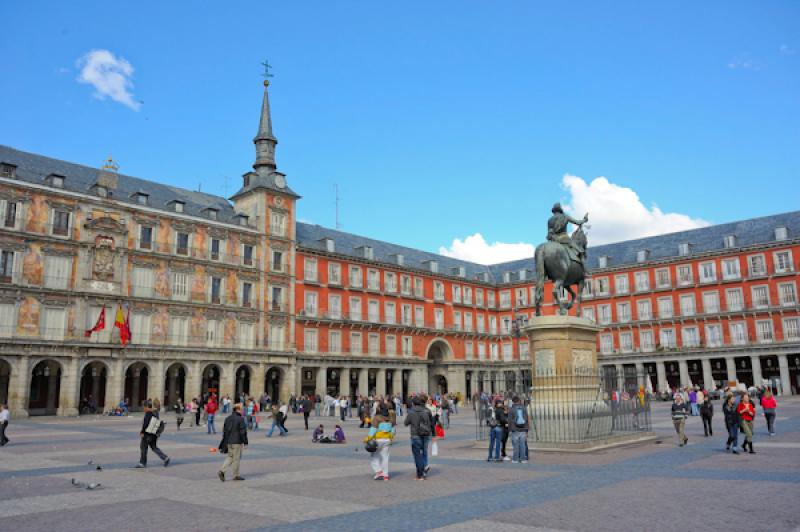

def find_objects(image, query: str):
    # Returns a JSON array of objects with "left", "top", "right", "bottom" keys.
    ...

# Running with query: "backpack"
[
  {"left": 416, "top": 411, "right": 432, "bottom": 436},
  {"left": 487, "top": 408, "right": 498, "bottom": 428},
  {"left": 513, "top": 406, "right": 525, "bottom": 427},
  {"left": 145, "top": 414, "right": 165, "bottom": 436}
]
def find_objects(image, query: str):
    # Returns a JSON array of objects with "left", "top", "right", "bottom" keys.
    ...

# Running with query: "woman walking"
[
  {"left": 366, "top": 411, "right": 395, "bottom": 481},
  {"left": 723, "top": 393, "right": 740, "bottom": 454},
  {"left": 699, "top": 396, "right": 713, "bottom": 437},
  {"left": 737, "top": 392, "right": 756, "bottom": 454},
  {"left": 174, "top": 398, "right": 185, "bottom": 431},
  {"left": 760, "top": 389, "right": 777, "bottom": 436}
]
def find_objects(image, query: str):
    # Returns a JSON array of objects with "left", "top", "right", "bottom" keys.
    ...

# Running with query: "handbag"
[
  {"left": 218, "top": 434, "right": 229, "bottom": 454},
  {"left": 435, "top": 425, "right": 445, "bottom": 438},
  {"left": 364, "top": 439, "right": 378, "bottom": 453},
  {"left": 431, "top": 441, "right": 439, "bottom": 457}
]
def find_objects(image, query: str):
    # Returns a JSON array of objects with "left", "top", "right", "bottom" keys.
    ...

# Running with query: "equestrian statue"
[{"left": 533, "top": 203, "right": 589, "bottom": 316}]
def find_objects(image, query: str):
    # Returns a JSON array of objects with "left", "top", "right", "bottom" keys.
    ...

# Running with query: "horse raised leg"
[{"left": 564, "top": 284, "right": 577, "bottom": 311}]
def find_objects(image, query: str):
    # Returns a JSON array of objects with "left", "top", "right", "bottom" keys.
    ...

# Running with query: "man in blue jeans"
[
  {"left": 487, "top": 401, "right": 504, "bottom": 462},
  {"left": 404, "top": 396, "right": 435, "bottom": 480},
  {"left": 508, "top": 396, "right": 529, "bottom": 463}
]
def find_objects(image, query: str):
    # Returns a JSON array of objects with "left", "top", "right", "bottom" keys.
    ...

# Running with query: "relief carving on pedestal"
[
  {"left": 571, "top": 349, "right": 594, "bottom": 372},
  {"left": 535, "top": 349, "right": 555, "bottom": 376}
]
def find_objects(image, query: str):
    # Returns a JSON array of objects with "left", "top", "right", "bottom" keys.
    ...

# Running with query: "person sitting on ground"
[
  {"left": 312, "top": 424, "right": 324, "bottom": 443},
  {"left": 333, "top": 425, "right": 346, "bottom": 443}
]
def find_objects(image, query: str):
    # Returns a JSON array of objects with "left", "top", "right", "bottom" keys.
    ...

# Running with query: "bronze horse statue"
[{"left": 533, "top": 225, "right": 587, "bottom": 316}]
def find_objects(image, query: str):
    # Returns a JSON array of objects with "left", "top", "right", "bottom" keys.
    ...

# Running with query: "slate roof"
[
  {"left": 3, "top": 144, "right": 797, "bottom": 285},
  {"left": 0, "top": 145, "right": 241, "bottom": 224},
  {"left": 298, "top": 209, "right": 800, "bottom": 284}
]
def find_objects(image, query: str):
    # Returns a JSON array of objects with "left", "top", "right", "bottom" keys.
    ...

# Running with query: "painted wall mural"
[
  {"left": 22, "top": 244, "right": 43, "bottom": 286},
  {"left": 16, "top": 297, "right": 40, "bottom": 336}
]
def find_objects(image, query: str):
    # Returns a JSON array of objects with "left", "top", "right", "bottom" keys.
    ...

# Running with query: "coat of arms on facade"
[{"left": 92, "top": 235, "right": 116, "bottom": 281}]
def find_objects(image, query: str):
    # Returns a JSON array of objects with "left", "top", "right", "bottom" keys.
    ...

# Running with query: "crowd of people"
[{"left": 671, "top": 385, "right": 780, "bottom": 453}]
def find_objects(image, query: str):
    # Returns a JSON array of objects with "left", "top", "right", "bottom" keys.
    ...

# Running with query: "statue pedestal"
[{"left": 523, "top": 315, "right": 655, "bottom": 451}]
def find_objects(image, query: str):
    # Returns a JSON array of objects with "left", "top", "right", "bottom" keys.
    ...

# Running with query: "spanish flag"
[
  {"left": 114, "top": 305, "right": 130, "bottom": 345},
  {"left": 84, "top": 306, "right": 106, "bottom": 338}
]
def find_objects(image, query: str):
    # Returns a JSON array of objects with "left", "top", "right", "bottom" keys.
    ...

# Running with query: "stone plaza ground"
[{"left": 1, "top": 399, "right": 799, "bottom": 532}]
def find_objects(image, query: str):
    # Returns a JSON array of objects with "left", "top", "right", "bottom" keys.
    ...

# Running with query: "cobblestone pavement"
[{"left": 1, "top": 398, "right": 799, "bottom": 532}]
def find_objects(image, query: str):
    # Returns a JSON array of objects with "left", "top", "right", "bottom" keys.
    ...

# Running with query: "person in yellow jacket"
[{"left": 365, "top": 412, "right": 395, "bottom": 481}]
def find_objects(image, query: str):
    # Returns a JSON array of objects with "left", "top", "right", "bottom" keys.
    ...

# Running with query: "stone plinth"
[{"left": 524, "top": 315, "right": 613, "bottom": 448}]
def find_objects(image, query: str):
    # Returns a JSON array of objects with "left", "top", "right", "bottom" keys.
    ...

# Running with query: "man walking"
[
  {"left": 136, "top": 400, "right": 170, "bottom": 468},
  {"left": 218, "top": 403, "right": 248, "bottom": 481},
  {"left": 404, "top": 396, "right": 435, "bottom": 480},
  {"left": 0, "top": 404, "right": 9, "bottom": 446},
  {"left": 672, "top": 394, "right": 690, "bottom": 446},
  {"left": 301, "top": 395, "right": 312, "bottom": 430},
  {"left": 508, "top": 396, "right": 529, "bottom": 463}
]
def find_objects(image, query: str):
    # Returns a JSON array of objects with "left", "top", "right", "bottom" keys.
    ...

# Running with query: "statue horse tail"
[{"left": 534, "top": 243, "right": 547, "bottom": 316}]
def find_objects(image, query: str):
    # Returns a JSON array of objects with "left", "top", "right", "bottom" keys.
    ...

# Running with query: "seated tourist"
[
  {"left": 312, "top": 424, "right": 324, "bottom": 443},
  {"left": 333, "top": 425, "right": 346, "bottom": 443}
]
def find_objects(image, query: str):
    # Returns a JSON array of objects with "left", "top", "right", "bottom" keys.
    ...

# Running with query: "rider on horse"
[{"left": 546, "top": 203, "right": 588, "bottom": 267}]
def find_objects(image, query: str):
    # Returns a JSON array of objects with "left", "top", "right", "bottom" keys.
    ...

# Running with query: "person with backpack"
[
  {"left": 174, "top": 398, "right": 185, "bottom": 431},
  {"left": 218, "top": 402, "right": 248, "bottom": 481},
  {"left": 487, "top": 400, "right": 504, "bottom": 462},
  {"left": 404, "top": 396, "right": 436, "bottom": 480},
  {"left": 699, "top": 395, "right": 714, "bottom": 437},
  {"left": 136, "top": 400, "right": 170, "bottom": 468},
  {"left": 508, "top": 396, "right": 529, "bottom": 463}
]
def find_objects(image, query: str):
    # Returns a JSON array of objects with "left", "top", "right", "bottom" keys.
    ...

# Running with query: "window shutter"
[{"left": 0, "top": 302, "right": 14, "bottom": 337}]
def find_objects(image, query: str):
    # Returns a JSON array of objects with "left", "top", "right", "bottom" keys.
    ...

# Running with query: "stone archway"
[
  {"left": 0, "top": 358, "right": 10, "bottom": 405},
  {"left": 265, "top": 367, "right": 282, "bottom": 402},
  {"left": 235, "top": 365, "right": 252, "bottom": 400},
  {"left": 79, "top": 361, "right": 108, "bottom": 413},
  {"left": 124, "top": 362, "right": 150, "bottom": 412},
  {"left": 164, "top": 363, "right": 187, "bottom": 407},
  {"left": 426, "top": 339, "right": 452, "bottom": 394},
  {"left": 29, "top": 359, "right": 62, "bottom": 415}
]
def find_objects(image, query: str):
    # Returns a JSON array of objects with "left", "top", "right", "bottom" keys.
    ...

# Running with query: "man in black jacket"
[
  {"left": 218, "top": 403, "right": 248, "bottom": 481},
  {"left": 301, "top": 395, "right": 312, "bottom": 430},
  {"left": 136, "top": 400, "right": 170, "bottom": 468},
  {"left": 404, "top": 396, "right": 436, "bottom": 480}
]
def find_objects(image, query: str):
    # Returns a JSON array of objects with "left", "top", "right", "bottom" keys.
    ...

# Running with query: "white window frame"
[
  {"left": 722, "top": 258, "right": 741, "bottom": 280},
  {"left": 328, "top": 262, "right": 342, "bottom": 285},
  {"left": 171, "top": 270, "right": 190, "bottom": 302},
  {"left": 615, "top": 274, "right": 629, "bottom": 295},
  {"left": 773, "top": 250, "right": 793, "bottom": 274},
  {"left": 304, "top": 257, "right": 318, "bottom": 282},
  {"left": 699, "top": 261, "right": 717, "bottom": 283},
  {"left": 304, "top": 329, "right": 318, "bottom": 353},
  {"left": 751, "top": 285, "right": 770, "bottom": 309},
  {"left": 747, "top": 254, "right": 767, "bottom": 277},
  {"left": 778, "top": 281, "right": 797, "bottom": 307}
]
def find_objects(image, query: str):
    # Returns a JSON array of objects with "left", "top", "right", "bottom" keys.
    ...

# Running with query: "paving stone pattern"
[{"left": 1, "top": 400, "right": 799, "bottom": 531}]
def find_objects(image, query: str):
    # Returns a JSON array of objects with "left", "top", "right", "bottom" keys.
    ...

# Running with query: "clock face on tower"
[{"left": 274, "top": 174, "right": 286, "bottom": 189}]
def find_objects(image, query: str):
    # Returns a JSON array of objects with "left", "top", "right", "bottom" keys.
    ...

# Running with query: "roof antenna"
[
  {"left": 334, "top": 183, "right": 342, "bottom": 230},
  {"left": 222, "top": 175, "right": 231, "bottom": 197}
]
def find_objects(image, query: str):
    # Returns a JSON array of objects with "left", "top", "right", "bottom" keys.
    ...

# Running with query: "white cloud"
[
  {"left": 727, "top": 53, "right": 763, "bottom": 71},
  {"left": 560, "top": 174, "right": 710, "bottom": 245},
  {"left": 438, "top": 233, "right": 534, "bottom": 265},
  {"left": 779, "top": 44, "right": 795, "bottom": 56},
  {"left": 438, "top": 175, "right": 709, "bottom": 263},
  {"left": 76, "top": 49, "right": 140, "bottom": 110}
]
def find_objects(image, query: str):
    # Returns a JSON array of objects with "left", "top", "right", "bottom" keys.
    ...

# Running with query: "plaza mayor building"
[{"left": 0, "top": 79, "right": 799, "bottom": 416}]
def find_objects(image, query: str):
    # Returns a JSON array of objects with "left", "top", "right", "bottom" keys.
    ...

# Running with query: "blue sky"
[{"left": 1, "top": 1, "right": 798, "bottom": 263}]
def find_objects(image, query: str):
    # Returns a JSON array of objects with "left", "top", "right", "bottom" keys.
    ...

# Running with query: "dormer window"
[
  {"left": 452, "top": 266, "right": 466, "bottom": 278},
  {"left": 131, "top": 191, "right": 149, "bottom": 205},
  {"left": 356, "top": 246, "right": 374, "bottom": 260},
  {"left": 424, "top": 260, "right": 438, "bottom": 273},
  {"left": 723, "top": 235, "right": 736, "bottom": 249},
  {"left": 318, "top": 237, "right": 335, "bottom": 253},
  {"left": 95, "top": 185, "right": 108, "bottom": 198},
  {"left": 389, "top": 253, "right": 404, "bottom": 266},
  {"left": 206, "top": 208, "right": 218, "bottom": 221},
  {"left": 173, "top": 201, "right": 185, "bottom": 213},
  {"left": 597, "top": 256, "right": 608, "bottom": 268},
  {"left": 243, "top": 174, "right": 251, "bottom": 188},
  {"left": 518, "top": 269, "right": 527, "bottom": 281},
  {"left": 0, "top": 163, "right": 17, "bottom": 178},
  {"left": 636, "top": 250, "right": 649, "bottom": 263},
  {"left": 234, "top": 213, "right": 249, "bottom": 227},
  {"left": 47, "top": 173, "right": 65, "bottom": 188},
  {"left": 775, "top": 226, "right": 788, "bottom": 241},
  {"left": 678, "top": 243, "right": 690, "bottom": 256},
  {"left": 476, "top": 272, "right": 489, "bottom": 282},
  {"left": 502, "top": 272, "right": 511, "bottom": 283}
]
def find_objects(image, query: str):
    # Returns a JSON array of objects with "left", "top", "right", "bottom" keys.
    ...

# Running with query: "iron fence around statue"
[{"left": 475, "top": 368, "right": 652, "bottom": 445}]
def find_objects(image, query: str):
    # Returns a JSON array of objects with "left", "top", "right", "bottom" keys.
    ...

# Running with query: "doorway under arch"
[
  {"left": 124, "top": 362, "right": 149, "bottom": 412},
  {"left": 29, "top": 359, "right": 62, "bottom": 415},
  {"left": 235, "top": 365, "right": 251, "bottom": 400},
  {"left": 426, "top": 340, "right": 452, "bottom": 394},
  {"left": 265, "top": 367, "right": 282, "bottom": 402},
  {"left": 201, "top": 364, "right": 222, "bottom": 397},
  {"left": 164, "top": 363, "right": 187, "bottom": 406},
  {"left": 0, "top": 359, "right": 10, "bottom": 406},
  {"left": 79, "top": 361, "right": 108, "bottom": 414}
]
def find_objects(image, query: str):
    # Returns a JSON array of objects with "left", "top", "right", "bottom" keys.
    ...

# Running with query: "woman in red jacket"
[
  {"left": 760, "top": 389, "right": 777, "bottom": 436},
  {"left": 737, "top": 393, "right": 756, "bottom": 454}
]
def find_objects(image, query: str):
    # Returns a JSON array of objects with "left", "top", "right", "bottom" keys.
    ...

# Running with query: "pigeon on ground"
[
  {"left": 86, "top": 483, "right": 102, "bottom": 490},
  {"left": 87, "top": 459, "right": 93, "bottom": 465},
  {"left": 71, "top": 478, "right": 86, "bottom": 488},
  {"left": 96, "top": 465, "right": 103, "bottom": 471}
]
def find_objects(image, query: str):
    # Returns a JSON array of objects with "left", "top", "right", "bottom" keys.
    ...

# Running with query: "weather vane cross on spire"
[{"left": 261, "top": 60, "right": 274, "bottom": 79}]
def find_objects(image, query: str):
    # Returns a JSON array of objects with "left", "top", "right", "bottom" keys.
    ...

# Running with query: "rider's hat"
[{"left": 551, "top": 202, "right": 563, "bottom": 213}]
